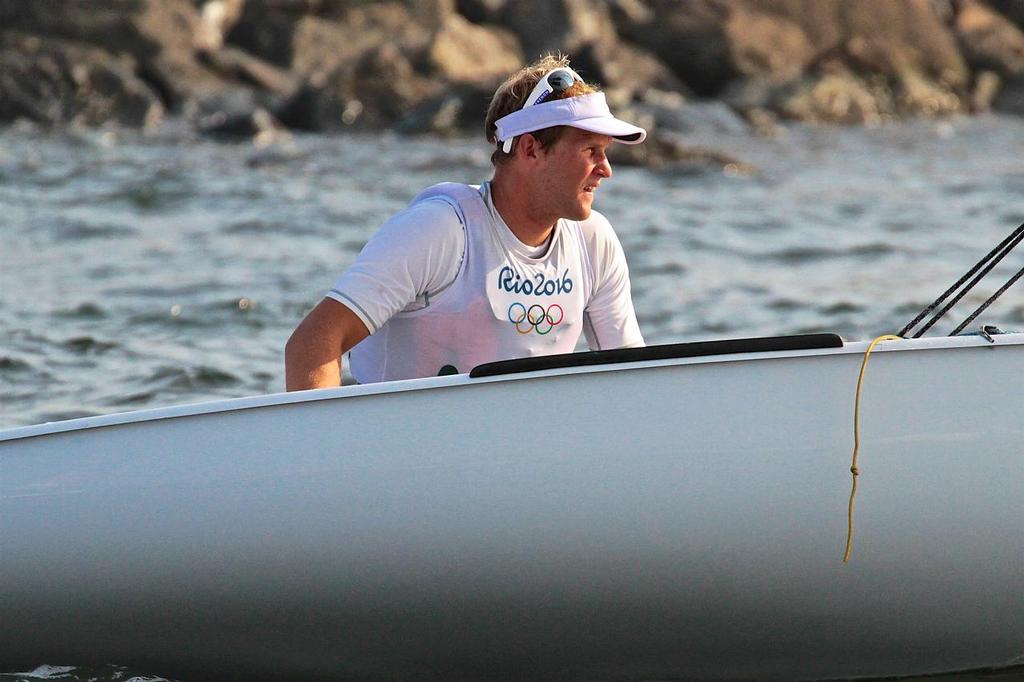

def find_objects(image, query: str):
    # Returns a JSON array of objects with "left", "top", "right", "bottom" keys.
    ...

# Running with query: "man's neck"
[{"left": 490, "top": 175, "right": 556, "bottom": 247}]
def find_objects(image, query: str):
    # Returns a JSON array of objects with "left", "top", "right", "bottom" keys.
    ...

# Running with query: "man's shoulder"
[
  {"left": 387, "top": 188, "right": 469, "bottom": 235},
  {"left": 409, "top": 182, "right": 484, "bottom": 210}
]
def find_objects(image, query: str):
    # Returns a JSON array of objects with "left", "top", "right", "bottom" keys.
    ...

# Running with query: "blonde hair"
[{"left": 484, "top": 54, "right": 600, "bottom": 165}]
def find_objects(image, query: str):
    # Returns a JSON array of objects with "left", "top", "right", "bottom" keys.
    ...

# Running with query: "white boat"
[{"left": 2, "top": 332, "right": 1023, "bottom": 680}]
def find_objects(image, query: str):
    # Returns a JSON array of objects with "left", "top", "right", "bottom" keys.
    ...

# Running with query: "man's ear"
[{"left": 516, "top": 133, "right": 543, "bottom": 161}]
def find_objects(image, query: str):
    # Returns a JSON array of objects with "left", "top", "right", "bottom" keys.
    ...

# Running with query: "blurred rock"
[
  {"left": 189, "top": 86, "right": 268, "bottom": 131},
  {"left": 779, "top": 71, "right": 888, "bottom": 125},
  {"left": 896, "top": 64, "right": 964, "bottom": 115},
  {"left": 631, "top": 89, "right": 749, "bottom": 135},
  {"left": 199, "top": 105, "right": 291, "bottom": 150},
  {"left": 493, "top": 0, "right": 683, "bottom": 109},
  {"left": 572, "top": 39, "right": 691, "bottom": 109},
  {"left": 954, "top": 0, "right": 1024, "bottom": 76},
  {"left": 610, "top": 0, "right": 741, "bottom": 96},
  {"left": 226, "top": 0, "right": 452, "bottom": 70},
  {"left": 198, "top": 45, "right": 299, "bottom": 96},
  {"left": 277, "top": 43, "right": 441, "bottom": 131},
  {"left": 615, "top": 0, "right": 968, "bottom": 121},
  {"left": 0, "top": 0, "right": 229, "bottom": 108},
  {"left": 979, "top": 0, "right": 1024, "bottom": 28},
  {"left": 195, "top": 0, "right": 246, "bottom": 51},
  {"left": 456, "top": 0, "right": 508, "bottom": 25},
  {"left": 0, "top": 32, "right": 164, "bottom": 129},
  {"left": 728, "top": 7, "right": 817, "bottom": 84},
  {"left": 607, "top": 0, "right": 655, "bottom": 30},
  {"left": 396, "top": 83, "right": 494, "bottom": 137},
  {"left": 296, "top": 5, "right": 437, "bottom": 78},
  {"left": 5, "top": 0, "right": 1024, "bottom": 137},
  {"left": 221, "top": 0, "right": 302, "bottom": 67},
  {"left": 995, "top": 75, "right": 1024, "bottom": 114},
  {"left": 971, "top": 69, "right": 1001, "bottom": 111},
  {"left": 744, "top": 107, "right": 782, "bottom": 137},
  {"left": 496, "top": 0, "right": 615, "bottom": 60},
  {"left": 428, "top": 14, "right": 522, "bottom": 86}
]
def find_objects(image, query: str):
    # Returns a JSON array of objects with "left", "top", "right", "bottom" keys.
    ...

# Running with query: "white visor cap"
[{"left": 494, "top": 92, "right": 647, "bottom": 154}]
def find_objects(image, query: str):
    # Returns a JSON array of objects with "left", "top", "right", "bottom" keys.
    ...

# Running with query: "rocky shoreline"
[{"left": 3, "top": 0, "right": 1024, "bottom": 165}]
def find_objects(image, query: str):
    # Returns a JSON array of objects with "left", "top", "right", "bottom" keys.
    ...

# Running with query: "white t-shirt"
[{"left": 327, "top": 182, "right": 643, "bottom": 382}]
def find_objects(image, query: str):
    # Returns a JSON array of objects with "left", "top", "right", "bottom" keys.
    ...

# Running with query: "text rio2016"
[{"left": 497, "top": 266, "right": 573, "bottom": 296}]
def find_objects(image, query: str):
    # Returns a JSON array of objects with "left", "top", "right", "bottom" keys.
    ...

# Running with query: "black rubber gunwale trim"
[{"left": 469, "top": 333, "right": 843, "bottom": 379}]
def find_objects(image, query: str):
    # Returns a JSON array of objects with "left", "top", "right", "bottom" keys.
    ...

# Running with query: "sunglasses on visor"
[{"left": 501, "top": 67, "right": 584, "bottom": 153}]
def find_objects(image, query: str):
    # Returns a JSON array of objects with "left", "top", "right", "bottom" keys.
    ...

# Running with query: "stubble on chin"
[{"left": 576, "top": 194, "right": 594, "bottom": 220}]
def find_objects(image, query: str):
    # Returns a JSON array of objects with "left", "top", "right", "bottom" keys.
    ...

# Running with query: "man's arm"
[{"left": 284, "top": 298, "right": 370, "bottom": 391}]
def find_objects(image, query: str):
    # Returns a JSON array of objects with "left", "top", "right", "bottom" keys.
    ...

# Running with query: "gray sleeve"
[{"left": 326, "top": 199, "right": 464, "bottom": 334}]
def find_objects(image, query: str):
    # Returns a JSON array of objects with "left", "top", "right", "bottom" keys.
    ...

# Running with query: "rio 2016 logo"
[
  {"left": 497, "top": 266, "right": 573, "bottom": 296},
  {"left": 508, "top": 302, "right": 563, "bottom": 335}
]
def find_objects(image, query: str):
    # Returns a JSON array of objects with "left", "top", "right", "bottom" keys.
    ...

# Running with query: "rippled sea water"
[
  {"left": 2, "top": 116, "right": 1024, "bottom": 680},
  {"left": 4, "top": 115, "right": 1024, "bottom": 430}
]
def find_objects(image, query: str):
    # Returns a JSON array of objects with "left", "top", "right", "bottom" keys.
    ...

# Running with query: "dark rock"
[
  {"left": 456, "top": 0, "right": 507, "bottom": 25},
  {"left": 632, "top": 90, "right": 749, "bottom": 135},
  {"left": 277, "top": 43, "right": 441, "bottom": 132},
  {"left": 199, "top": 106, "right": 290, "bottom": 150},
  {"left": 197, "top": 45, "right": 300, "bottom": 96},
  {"left": 979, "top": 0, "right": 1024, "bottom": 28},
  {"left": 611, "top": 0, "right": 738, "bottom": 96},
  {"left": 495, "top": 0, "right": 614, "bottom": 61},
  {"left": 0, "top": 32, "right": 164, "bottom": 128},
  {"left": 396, "top": 83, "right": 494, "bottom": 137},
  {"left": 572, "top": 39, "right": 692, "bottom": 109},
  {"left": 0, "top": 0, "right": 236, "bottom": 112},
  {"left": 288, "top": 6, "right": 434, "bottom": 80},
  {"left": 617, "top": 0, "right": 968, "bottom": 100},
  {"left": 607, "top": 0, "right": 655, "bottom": 31},
  {"left": 3, "top": 0, "right": 1021, "bottom": 134},
  {"left": 227, "top": 0, "right": 453, "bottom": 72},
  {"left": 235, "top": 2, "right": 456, "bottom": 132},
  {"left": 188, "top": 86, "right": 266, "bottom": 130},
  {"left": 491, "top": 0, "right": 684, "bottom": 109},
  {"left": 222, "top": 0, "right": 301, "bottom": 67},
  {"left": 954, "top": 0, "right": 1024, "bottom": 76},
  {"left": 995, "top": 75, "right": 1024, "bottom": 114}
]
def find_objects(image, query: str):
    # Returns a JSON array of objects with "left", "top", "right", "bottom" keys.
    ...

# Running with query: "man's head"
[
  {"left": 484, "top": 55, "right": 647, "bottom": 221},
  {"left": 486, "top": 56, "right": 646, "bottom": 165}
]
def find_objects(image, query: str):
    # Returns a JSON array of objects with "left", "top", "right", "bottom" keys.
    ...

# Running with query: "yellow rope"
[{"left": 843, "top": 334, "right": 902, "bottom": 564}]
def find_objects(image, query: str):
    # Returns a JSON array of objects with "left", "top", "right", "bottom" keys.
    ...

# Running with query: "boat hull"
[{"left": 3, "top": 335, "right": 1024, "bottom": 679}]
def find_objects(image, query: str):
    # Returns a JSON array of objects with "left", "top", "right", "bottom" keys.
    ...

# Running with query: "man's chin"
[{"left": 569, "top": 198, "right": 593, "bottom": 221}]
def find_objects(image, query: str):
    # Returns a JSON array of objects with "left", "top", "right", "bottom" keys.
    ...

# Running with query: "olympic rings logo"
[{"left": 508, "top": 302, "right": 563, "bottom": 335}]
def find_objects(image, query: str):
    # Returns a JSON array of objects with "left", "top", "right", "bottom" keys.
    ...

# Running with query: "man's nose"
[{"left": 596, "top": 154, "right": 612, "bottom": 179}]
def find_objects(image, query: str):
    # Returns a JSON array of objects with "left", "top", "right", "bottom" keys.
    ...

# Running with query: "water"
[
  {"left": 2, "top": 116, "right": 1024, "bottom": 679},
  {"left": 4, "top": 116, "right": 1024, "bottom": 430}
]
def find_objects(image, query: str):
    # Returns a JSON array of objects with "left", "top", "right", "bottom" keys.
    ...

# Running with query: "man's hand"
[{"left": 285, "top": 298, "right": 370, "bottom": 391}]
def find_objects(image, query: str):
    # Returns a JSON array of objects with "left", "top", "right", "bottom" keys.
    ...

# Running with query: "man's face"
[{"left": 535, "top": 128, "right": 614, "bottom": 221}]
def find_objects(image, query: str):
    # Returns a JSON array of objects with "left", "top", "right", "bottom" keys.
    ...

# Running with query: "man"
[{"left": 285, "top": 55, "right": 647, "bottom": 390}]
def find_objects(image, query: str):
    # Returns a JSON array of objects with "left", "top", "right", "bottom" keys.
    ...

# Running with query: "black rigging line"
[
  {"left": 898, "top": 223, "right": 1024, "bottom": 338},
  {"left": 913, "top": 228, "right": 1024, "bottom": 337},
  {"left": 949, "top": 264, "right": 1024, "bottom": 336}
]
